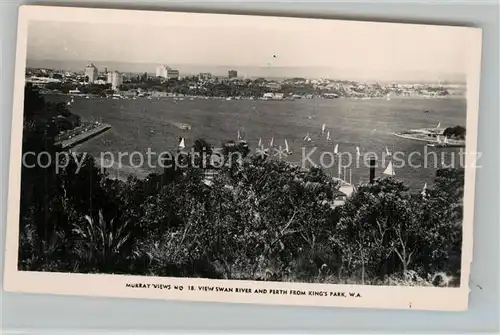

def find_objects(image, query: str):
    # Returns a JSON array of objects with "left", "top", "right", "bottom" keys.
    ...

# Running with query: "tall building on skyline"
[
  {"left": 156, "top": 64, "right": 180, "bottom": 79},
  {"left": 107, "top": 70, "right": 123, "bottom": 90},
  {"left": 228, "top": 69, "right": 237, "bottom": 78},
  {"left": 84, "top": 63, "right": 98, "bottom": 83}
]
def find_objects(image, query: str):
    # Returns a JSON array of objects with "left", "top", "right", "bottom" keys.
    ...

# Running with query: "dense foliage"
[
  {"left": 443, "top": 125, "right": 466, "bottom": 140},
  {"left": 18, "top": 86, "right": 464, "bottom": 286}
]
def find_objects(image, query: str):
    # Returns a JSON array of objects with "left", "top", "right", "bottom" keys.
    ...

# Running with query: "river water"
[{"left": 45, "top": 95, "right": 467, "bottom": 191}]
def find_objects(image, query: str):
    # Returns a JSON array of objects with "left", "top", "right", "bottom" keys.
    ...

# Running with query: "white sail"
[
  {"left": 285, "top": 139, "right": 289, "bottom": 152},
  {"left": 178, "top": 137, "right": 185, "bottom": 149},
  {"left": 303, "top": 133, "right": 310, "bottom": 141},
  {"left": 385, "top": 146, "right": 392, "bottom": 156},
  {"left": 322, "top": 124, "right": 326, "bottom": 133},
  {"left": 421, "top": 182, "right": 428, "bottom": 196},
  {"left": 334, "top": 144, "right": 339, "bottom": 155},
  {"left": 356, "top": 146, "right": 361, "bottom": 157},
  {"left": 258, "top": 138, "right": 262, "bottom": 147},
  {"left": 383, "top": 161, "right": 395, "bottom": 176},
  {"left": 237, "top": 130, "right": 241, "bottom": 140},
  {"left": 270, "top": 137, "right": 274, "bottom": 147},
  {"left": 436, "top": 122, "right": 441, "bottom": 128},
  {"left": 326, "top": 131, "right": 331, "bottom": 141}
]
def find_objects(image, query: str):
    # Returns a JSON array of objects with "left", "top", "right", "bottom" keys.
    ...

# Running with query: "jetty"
[{"left": 56, "top": 123, "right": 111, "bottom": 149}]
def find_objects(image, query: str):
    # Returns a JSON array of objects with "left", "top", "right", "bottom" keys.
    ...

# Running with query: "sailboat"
[
  {"left": 178, "top": 137, "right": 186, "bottom": 150},
  {"left": 356, "top": 146, "right": 362, "bottom": 158},
  {"left": 303, "top": 132, "right": 312, "bottom": 143},
  {"left": 321, "top": 124, "right": 326, "bottom": 134},
  {"left": 421, "top": 182, "right": 428, "bottom": 196},
  {"left": 237, "top": 130, "right": 242, "bottom": 141},
  {"left": 284, "top": 139, "right": 292, "bottom": 155},
  {"left": 436, "top": 121, "right": 441, "bottom": 129},
  {"left": 334, "top": 143, "right": 339, "bottom": 155},
  {"left": 383, "top": 161, "right": 396, "bottom": 176},
  {"left": 326, "top": 131, "right": 331, "bottom": 142},
  {"left": 258, "top": 138, "right": 262, "bottom": 147},
  {"left": 269, "top": 137, "right": 274, "bottom": 147},
  {"left": 385, "top": 146, "right": 392, "bottom": 157},
  {"left": 386, "top": 93, "right": 391, "bottom": 101}
]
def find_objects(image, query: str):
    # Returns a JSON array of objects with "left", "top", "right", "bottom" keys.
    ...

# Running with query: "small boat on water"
[
  {"left": 284, "top": 139, "right": 293, "bottom": 155},
  {"left": 178, "top": 137, "right": 186, "bottom": 150},
  {"left": 356, "top": 146, "right": 362, "bottom": 158},
  {"left": 326, "top": 131, "right": 331, "bottom": 142},
  {"left": 385, "top": 146, "right": 392, "bottom": 157},
  {"left": 383, "top": 161, "right": 396, "bottom": 176},
  {"left": 303, "top": 133, "right": 312, "bottom": 143},
  {"left": 321, "top": 124, "right": 326, "bottom": 134},
  {"left": 334, "top": 143, "right": 339, "bottom": 155},
  {"left": 421, "top": 182, "right": 428, "bottom": 196}
]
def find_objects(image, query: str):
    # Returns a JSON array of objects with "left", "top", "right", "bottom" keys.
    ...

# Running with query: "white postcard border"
[{"left": 3, "top": 5, "right": 483, "bottom": 312}]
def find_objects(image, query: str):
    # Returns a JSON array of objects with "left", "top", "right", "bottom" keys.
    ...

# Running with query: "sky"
[{"left": 26, "top": 15, "right": 471, "bottom": 82}]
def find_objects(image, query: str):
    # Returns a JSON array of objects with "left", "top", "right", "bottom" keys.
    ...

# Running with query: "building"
[
  {"left": 84, "top": 63, "right": 98, "bottom": 83},
  {"left": 156, "top": 65, "right": 180, "bottom": 79},
  {"left": 228, "top": 70, "right": 237, "bottom": 78},
  {"left": 107, "top": 71, "right": 123, "bottom": 90},
  {"left": 262, "top": 92, "right": 285, "bottom": 100}
]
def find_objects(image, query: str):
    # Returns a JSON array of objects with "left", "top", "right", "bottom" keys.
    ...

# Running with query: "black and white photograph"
[{"left": 4, "top": 6, "right": 482, "bottom": 310}]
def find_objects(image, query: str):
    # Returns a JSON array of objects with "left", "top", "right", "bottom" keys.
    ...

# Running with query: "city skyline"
[{"left": 26, "top": 15, "right": 470, "bottom": 82}]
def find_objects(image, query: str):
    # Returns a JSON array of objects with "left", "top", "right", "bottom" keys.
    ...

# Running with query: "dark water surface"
[{"left": 46, "top": 95, "right": 467, "bottom": 191}]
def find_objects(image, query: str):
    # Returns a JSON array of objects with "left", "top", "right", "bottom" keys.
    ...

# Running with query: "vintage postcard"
[{"left": 4, "top": 5, "right": 482, "bottom": 311}]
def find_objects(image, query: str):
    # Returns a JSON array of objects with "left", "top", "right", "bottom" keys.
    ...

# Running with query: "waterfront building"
[
  {"left": 156, "top": 65, "right": 180, "bottom": 79},
  {"left": 228, "top": 69, "right": 238, "bottom": 78},
  {"left": 84, "top": 63, "right": 98, "bottom": 83},
  {"left": 107, "top": 71, "right": 123, "bottom": 90}
]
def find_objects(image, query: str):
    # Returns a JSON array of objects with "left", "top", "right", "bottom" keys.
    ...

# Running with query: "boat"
[
  {"left": 303, "top": 133, "right": 312, "bottom": 143},
  {"left": 334, "top": 143, "right": 339, "bottom": 155},
  {"left": 178, "top": 137, "right": 186, "bottom": 150},
  {"left": 321, "top": 124, "right": 326, "bottom": 134},
  {"left": 383, "top": 161, "right": 395, "bottom": 176},
  {"left": 285, "top": 139, "right": 292, "bottom": 155},
  {"left": 385, "top": 146, "right": 392, "bottom": 157},
  {"left": 421, "top": 182, "right": 428, "bottom": 196},
  {"left": 258, "top": 138, "right": 262, "bottom": 147},
  {"left": 356, "top": 146, "right": 361, "bottom": 158},
  {"left": 180, "top": 124, "right": 191, "bottom": 131},
  {"left": 326, "top": 131, "right": 331, "bottom": 142},
  {"left": 269, "top": 137, "right": 274, "bottom": 147}
]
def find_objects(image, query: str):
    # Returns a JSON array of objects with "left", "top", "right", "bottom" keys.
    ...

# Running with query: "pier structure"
[{"left": 55, "top": 123, "right": 111, "bottom": 149}]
